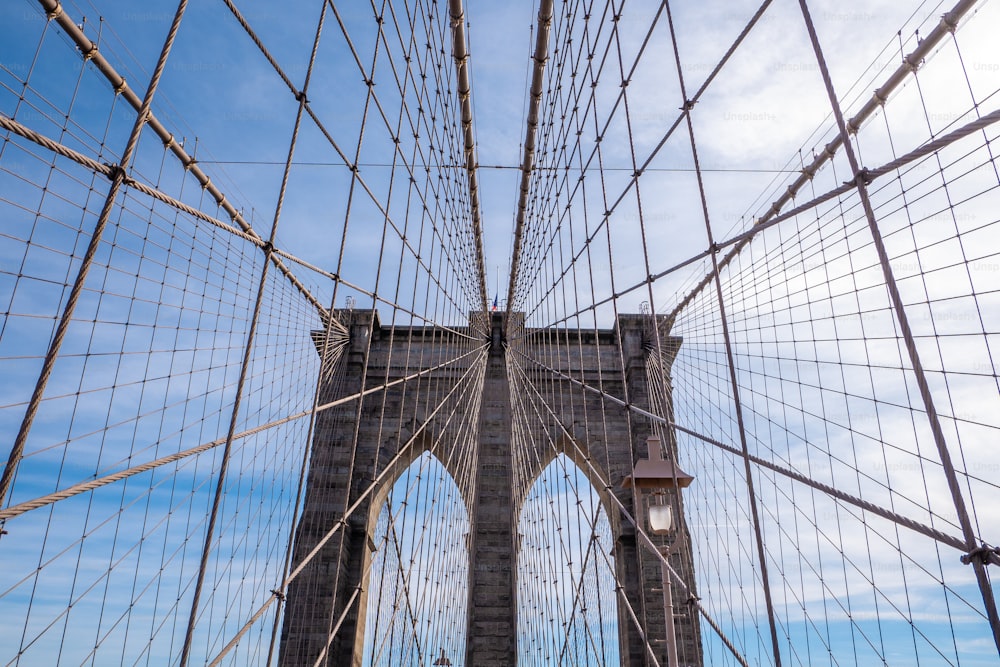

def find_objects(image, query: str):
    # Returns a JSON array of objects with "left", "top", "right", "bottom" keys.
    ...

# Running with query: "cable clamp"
[
  {"left": 270, "top": 589, "right": 286, "bottom": 602},
  {"left": 844, "top": 168, "right": 872, "bottom": 187},
  {"left": 941, "top": 12, "right": 959, "bottom": 33},
  {"left": 295, "top": 90, "right": 308, "bottom": 104},
  {"left": 104, "top": 162, "right": 127, "bottom": 182},
  {"left": 903, "top": 54, "right": 922, "bottom": 73},
  {"left": 961, "top": 543, "right": 1000, "bottom": 567}
]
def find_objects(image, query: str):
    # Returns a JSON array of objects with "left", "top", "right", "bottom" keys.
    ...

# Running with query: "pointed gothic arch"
[
  {"left": 516, "top": 453, "right": 621, "bottom": 665},
  {"left": 357, "top": 450, "right": 470, "bottom": 666}
]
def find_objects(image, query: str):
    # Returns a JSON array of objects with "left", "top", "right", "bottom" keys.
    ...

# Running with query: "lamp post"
[{"left": 622, "top": 435, "right": 694, "bottom": 667}]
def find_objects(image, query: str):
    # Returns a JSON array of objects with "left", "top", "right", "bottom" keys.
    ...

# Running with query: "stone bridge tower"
[{"left": 278, "top": 311, "right": 703, "bottom": 666}]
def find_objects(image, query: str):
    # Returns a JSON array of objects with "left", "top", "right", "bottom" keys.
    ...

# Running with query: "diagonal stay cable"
[
  {"left": 509, "top": 0, "right": 774, "bottom": 321},
  {"left": 33, "top": 0, "right": 331, "bottom": 320},
  {"left": 178, "top": 5, "right": 334, "bottom": 657},
  {"left": 514, "top": 348, "right": 971, "bottom": 553},
  {"left": 522, "top": 103, "right": 1000, "bottom": 332},
  {"left": 506, "top": 349, "right": 662, "bottom": 665},
  {"left": 0, "top": 0, "right": 190, "bottom": 517},
  {"left": 0, "top": 343, "right": 486, "bottom": 522},
  {"left": 506, "top": 352, "right": 749, "bottom": 667},
  {"left": 203, "top": 344, "right": 488, "bottom": 667},
  {"left": 665, "top": 0, "right": 980, "bottom": 324},
  {"left": 513, "top": 0, "right": 983, "bottom": 331},
  {"left": 0, "top": 106, "right": 515, "bottom": 340},
  {"left": 662, "top": 0, "right": 782, "bottom": 658},
  {"left": 0, "top": 106, "right": 459, "bottom": 338},
  {"left": 223, "top": 0, "right": 484, "bottom": 316},
  {"left": 797, "top": 0, "right": 1000, "bottom": 653}
]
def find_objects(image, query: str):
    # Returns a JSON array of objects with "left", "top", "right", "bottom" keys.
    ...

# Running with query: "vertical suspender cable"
[
  {"left": 796, "top": 0, "right": 1000, "bottom": 655},
  {"left": 0, "top": 0, "right": 189, "bottom": 517}
]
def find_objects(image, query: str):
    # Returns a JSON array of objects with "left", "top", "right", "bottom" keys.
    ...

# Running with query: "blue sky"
[{"left": 2, "top": 0, "right": 1000, "bottom": 665}]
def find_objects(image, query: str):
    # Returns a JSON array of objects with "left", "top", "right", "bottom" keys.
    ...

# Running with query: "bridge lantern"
[
  {"left": 622, "top": 434, "right": 693, "bottom": 667},
  {"left": 621, "top": 435, "right": 693, "bottom": 492}
]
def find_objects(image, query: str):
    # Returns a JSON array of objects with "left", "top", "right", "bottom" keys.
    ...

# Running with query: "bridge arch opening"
[
  {"left": 516, "top": 453, "right": 620, "bottom": 665},
  {"left": 359, "top": 451, "right": 469, "bottom": 666}
]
